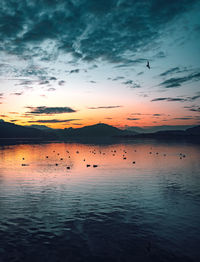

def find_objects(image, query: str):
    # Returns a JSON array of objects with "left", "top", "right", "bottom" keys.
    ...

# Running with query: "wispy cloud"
[
  {"left": 184, "top": 105, "right": 200, "bottom": 112},
  {"left": 159, "top": 67, "right": 189, "bottom": 77},
  {"left": 127, "top": 118, "right": 140, "bottom": 121},
  {"left": 69, "top": 69, "right": 79, "bottom": 74},
  {"left": 26, "top": 106, "right": 76, "bottom": 114},
  {"left": 28, "top": 119, "right": 80, "bottom": 123},
  {"left": 88, "top": 106, "right": 122, "bottom": 109},
  {"left": 11, "top": 92, "right": 23, "bottom": 96},
  {"left": 47, "top": 88, "right": 56, "bottom": 91},
  {"left": 58, "top": 80, "right": 65, "bottom": 86},
  {"left": 159, "top": 72, "right": 200, "bottom": 88},
  {"left": 151, "top": 97, "right": 186, "bottom": 102},
  {"left": 173, "top": 117, "right": 193, "bottom": 120},
  {"left": 151, "top": 95, "right": 200, "bottom": 102}
]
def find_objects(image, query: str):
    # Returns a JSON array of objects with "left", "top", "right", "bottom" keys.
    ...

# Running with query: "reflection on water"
[{"left": 0, "top": 141, "right": 200, "bottom": 261}]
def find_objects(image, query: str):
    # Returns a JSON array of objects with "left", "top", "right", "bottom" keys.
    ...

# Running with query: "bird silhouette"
[{"left": 146, "top": 60, "right": 150, "bottom": 69}]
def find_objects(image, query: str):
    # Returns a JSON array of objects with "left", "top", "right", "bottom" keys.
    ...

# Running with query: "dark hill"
[
  {"left": 62, "top": 123, "right": 136, "bottom": 138},
  {"left": 0, "top": 120, "right": 53, "bottom": 139}
]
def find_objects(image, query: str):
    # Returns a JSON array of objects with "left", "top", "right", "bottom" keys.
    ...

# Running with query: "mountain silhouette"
[
  {"left": 124, "top": 125, "right": 200, "bottom": 140},
  {"left": 0, "top": 121, "right": 135, "bottom": 140},
  {"left": 0, "top": 120, "right": 199, "bottom": 142},
  {"left": 61, "top": 123, "right": 135, "bottom": 138},
  {"left": 0, "top": 120, "right": 54, "bottom": 139}
]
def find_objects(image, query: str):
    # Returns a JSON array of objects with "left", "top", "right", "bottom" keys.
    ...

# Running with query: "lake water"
[{"left": 0, "top": 140, "right": 200, "bottom": 262}]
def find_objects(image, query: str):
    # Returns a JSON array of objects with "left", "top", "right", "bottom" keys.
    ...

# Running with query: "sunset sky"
[{"left": 0, "top": 0, "right": 200, "bottom": 129}]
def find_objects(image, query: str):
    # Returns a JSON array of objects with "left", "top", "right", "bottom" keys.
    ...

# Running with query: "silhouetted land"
[{"left": 0, "top": 120, "right": 199, "bottom": 144}]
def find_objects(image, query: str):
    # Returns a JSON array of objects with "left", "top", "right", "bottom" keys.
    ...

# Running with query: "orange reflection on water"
[{"left": 0, "top": 142, "right": 199, "bottom": 184}]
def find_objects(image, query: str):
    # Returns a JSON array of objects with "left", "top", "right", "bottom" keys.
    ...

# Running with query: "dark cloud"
[
  {"left": 123, "top": 80, "right": 133, "bottom": 85},
  {"left": 88, "top": 106, "right": 122, "bottom": 109},
  {"left": 173, "top": 117, "right": 193, "bottom": 120},
  {"left": 39, "top": 80, "right": 49, "bottom": 85},
  {"left": 50, "top": 77, "right": 57, "bottom": 80},
  {"left": 131, "top": 83, "right": 141, "bottom": 88},
  {"left": 11, "top": 92, "right": 23, "bottom": 96},
  {"left": 184, "top": 105, "right": 200, "bottom": 112},
  {"left": 0, "top": 93, "right": 4, "bottom": 97},
  {"left": 26, "top": 106, "right": 76, "bottom": 114},
  {"left": 188, "top": 95, "right": 200, "bottom": 101},
  {"left": 10, "top": 119, "right": 18, "bottom": 122},
  {"left": 127, "top": 118, "right": 140, "bottom": 121},
  {"left": 112, "top": 76, "right": 125, "bottom": 81},
  {"left": 154, "top": 51, "right": 166, "bottom": 59},
  {"left": 122, "top": 80, "right": 141, "bottom": 88},
  {"left": 151, "top": 97, "right": 186, "bottom": 102},
  {"left": 0, "top": 0, "right": 197, "bottom": 66},
  {"left": 104, "top": 117, "right": 112, "bottom": 120},
  {"left": 47, "top": 87, "right": 56, "bottom": 91},
  {"left": 159, "top": 67, "right": 183, "bottom": 77},
  {"left": 152, "top": 95, "right": 200, "bottom": 102},
  {"left": 28, "top": 119, "right": 80, "bottom": 123},
  {"left": 131, "top": 113, "right": 151, "bottom": 115},
  {"left": 114, "top": 59, "right": 147, "bottom": 68},
  {"left": 58, "top": 80, "right": 65, "bottom": 86},
  {"left": 69, "top": 69, "right": 79, "bottom": 74},
  {"left": 159, "top": 72, "right": 200, "bottom": 88}
]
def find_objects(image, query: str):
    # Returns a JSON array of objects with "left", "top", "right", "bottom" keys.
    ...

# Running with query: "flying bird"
[{"left": 146, "top": 61, "right": 150, "bottom": 69}]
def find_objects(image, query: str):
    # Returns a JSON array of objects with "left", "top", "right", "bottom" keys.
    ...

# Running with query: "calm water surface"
[{"left": 0, "top": 141, "right": 200, "bottom": 262}]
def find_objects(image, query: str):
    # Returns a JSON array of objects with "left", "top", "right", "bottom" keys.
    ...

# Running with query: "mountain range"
[{"left": 0, "top": 120, "right": 199, "bottom": 141}]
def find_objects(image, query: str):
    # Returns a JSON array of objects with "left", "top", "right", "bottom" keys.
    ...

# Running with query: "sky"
[{"left": 0, "top": 0, "right": 200, "bottom": 129}]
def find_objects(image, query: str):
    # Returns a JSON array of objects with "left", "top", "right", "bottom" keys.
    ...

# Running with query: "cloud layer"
[
  {"left": 26, "top": 106, "right": 76, "bottom": 114},
  {"left": 0, "top": 0, "right": 198, "bottom": 65}
]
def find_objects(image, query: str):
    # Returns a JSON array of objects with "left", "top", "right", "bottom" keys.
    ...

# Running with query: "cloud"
[
  {"left": 152, "top": 95, "right": 200, "bottom": 102},
  {"left": 123, "top": 80, "right": 133, "bottom": 85},
  {"left": 58, "top": 80, "right": 65, "bottom": 86},
  {"left": 131, "top": 113, "right": 151, "bottom": 116},
  {"left": 160, "top": 67, "right": 182, "bottom": 77},
  {"left": 159, "top": 72, "right": 200, "bottom": 88},
  {"left": 112, "top": 76, "right": 125, "bottom": 81},
  {"left": 69, "top": 69, "right": 79, "bottom": 74},
  {"left": 188, "top": 95, "right": 200, "bottom": 101},
  {"left": 47, "top": 88, "right": 56, "bottom": 91},
  {"left": 0, "top": 93, "right": 4, "bottom": 97},
  {"left": 28, "top": 119, "right": 80, "bottom": 123},
  {"left": 39, "top": 80, "right": 49, "bottom": 85},
  {"left": 50, "top": 77, "right": 57, "bottom": 80},
  {"left": 184, "top": 105, "right": 200, "bottom": 112},
  {"left": 11, "top": 92, "right": 23, "bottom": 96},
  {"left": 151, "top": 97, "right": 186, "bottom": 102},
  {"left": 88, "top": 105, "right": 122, "bottom": 109},
  {"left": 173, "top": 117, "right": 193, "bottom": 120},
  {"left": 122, "top": 80, "right": 141, "bottom": 88},
  {"left": 26, "top": 106, "right": 76, "bottom": 114},
  {"left": 10, "top": 119, "right": 18, "bottom": 122},
  {"left": 131, "top": 83, "right": 141, "bottom": 88},
  {"left": 0, "top": 0, "right": 198, "bottom": 67},
  {"left": 154, "top": 51, "right": 166, "bottom": 59},
  {"left": 127, "top": 118, "right": 140, "bottom": 121}
]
